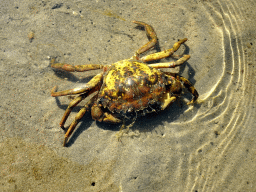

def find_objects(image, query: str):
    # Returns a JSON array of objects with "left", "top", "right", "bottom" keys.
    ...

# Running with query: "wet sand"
[{"left": 1, "top": 0, "right": 256, "bottom": 191}]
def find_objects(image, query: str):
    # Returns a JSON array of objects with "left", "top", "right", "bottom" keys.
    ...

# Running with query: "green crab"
[{"left": 51, "top": 21, "right": 199, "bottom": 146}]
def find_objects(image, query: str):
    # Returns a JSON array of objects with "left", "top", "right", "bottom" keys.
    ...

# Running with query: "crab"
[{"left": 51, "top": 20, "right": 199, "bottom": 146}]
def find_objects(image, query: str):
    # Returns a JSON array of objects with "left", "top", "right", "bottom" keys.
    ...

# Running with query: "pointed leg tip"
[
  {"left": 178, "top": 38, "right": 188, "bottom": 44},
  {"left": 187, "top": 100, "right": 196, "bottom": 105},
  {"left": 184, "top": 55, "right": 191, "bottom": 60},
  {"left": 50, "top": 57, "right": 56, "bottom": 65},
  {"left": 51, "top": 86, "right": 58, "bottom": 96},
  {"left": 63, "top": 137, "right": 68, "bottom": 147}
]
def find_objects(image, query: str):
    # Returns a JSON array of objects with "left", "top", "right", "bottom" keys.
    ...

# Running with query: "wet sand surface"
[{"left": 1, "top": 0, "right": 256, "bottom": 191}]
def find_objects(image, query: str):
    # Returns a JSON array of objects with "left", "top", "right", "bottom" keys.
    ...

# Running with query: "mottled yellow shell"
[{"left": 97, "top": 59, "right": 169, "bottom": 114}]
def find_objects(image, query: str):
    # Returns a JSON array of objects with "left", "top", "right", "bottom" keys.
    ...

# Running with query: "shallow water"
[{"left": 0, "top": 0, "right": 255, "bottom": 191}]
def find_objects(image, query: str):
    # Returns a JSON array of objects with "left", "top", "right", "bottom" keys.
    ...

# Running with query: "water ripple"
[{"left": 181, "top": 0, "right": 255, "bottom": 191}]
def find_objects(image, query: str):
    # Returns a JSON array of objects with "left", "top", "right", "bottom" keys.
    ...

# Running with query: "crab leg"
[
  {"left": 51, "top": 72, "right": 103, "bottom": 97},
  {"left": 91, "top": 104, "right": 122, "bottom": 124},
  {"left": 52, "top": 72, "right": 103, "bottom": 128},
  {"left": 141, "top": 38, "right": 188, "bottom": 62},
  {"left": 59, "top": 94, "right": 86, "bottom": 128},
  {"left": 179, "top": 76, "right": 199, "bottom": 104},
  {"left": 132, "top": 20, "right": 158, "bottom": 56},
  {"left": 148, "top": 55, "right": 190, "bottom": 68},
  {"left": 160, "top": 94, "right": 177, "bottom": 110},
  {"left": 63, "top": 94, "right": 98, "bottom": 146},
  {"left": 51, "top": 58, "right": 103, "bottom": 72},
  {"left": 58, "top": 88, "right": 99, "bottom": 128}
]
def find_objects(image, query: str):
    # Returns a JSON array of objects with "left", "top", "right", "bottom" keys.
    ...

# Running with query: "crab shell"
[{"left": 96, "top": 58, "right": 182, "bottom": 118}]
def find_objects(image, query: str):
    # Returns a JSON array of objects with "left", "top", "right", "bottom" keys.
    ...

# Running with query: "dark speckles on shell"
[{"left": 97, "top": 59, "right": 169, "bottom": 115}]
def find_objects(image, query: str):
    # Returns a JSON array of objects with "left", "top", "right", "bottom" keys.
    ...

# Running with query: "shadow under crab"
[{"left": 50, "top": 21, "right": 199, "bottom": 146}]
